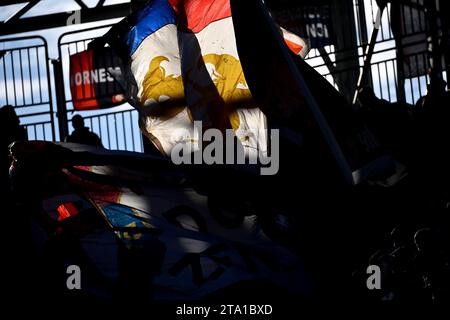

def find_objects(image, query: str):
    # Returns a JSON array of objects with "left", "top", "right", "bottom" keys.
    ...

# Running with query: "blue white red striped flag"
[{"left": 106, "top": 0, "right": 308, "bottom": 156}]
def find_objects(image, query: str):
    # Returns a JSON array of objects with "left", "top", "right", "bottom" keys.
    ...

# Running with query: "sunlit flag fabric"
[
  {"left": 105, "top": 0, "right": 309, "bottom": 157},
  {"left": 10, "top": 141, "right": 313, "bottom": 299},
  {"left": 68, "top": 164, "right": 312, "bottom": 299}
]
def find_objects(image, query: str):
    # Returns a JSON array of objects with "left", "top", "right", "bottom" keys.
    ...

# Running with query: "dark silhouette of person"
[
  {"left": 0, "top": 105, "right": 29, "bottom": 297},
  {"left": 65, "top": 115, "right": 103, "bottom": 147},
  {"left": 0, "top": 105, "right": 27, "bottom": 194},
  {"left": 357, "top": 86, "right": 413, "bottom": 165},
  {"left": 412, "top": 75, "right": 450, "bottom": 209},
  {"left": 414, "top": 228, "right": 450, "bottom": 302},
  {"left": 388, "top": 226, "right": 423, "bottom": 301}
]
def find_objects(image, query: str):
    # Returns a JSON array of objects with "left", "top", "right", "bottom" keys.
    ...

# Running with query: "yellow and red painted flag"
[{"left": 106, "top": 0, "right": 309, "bottom": 156}]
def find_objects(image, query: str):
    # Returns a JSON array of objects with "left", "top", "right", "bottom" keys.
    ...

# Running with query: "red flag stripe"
[
  {"left": 284, "top": 38, "right": 304, "bottom": 56},
  {"left": 168, "top": 0, "right": 231, "bottom": 33}
]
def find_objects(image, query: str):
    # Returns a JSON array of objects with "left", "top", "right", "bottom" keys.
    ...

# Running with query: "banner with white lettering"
[{"left": 69, "top": 47, "right": 126, "bottom": 110}]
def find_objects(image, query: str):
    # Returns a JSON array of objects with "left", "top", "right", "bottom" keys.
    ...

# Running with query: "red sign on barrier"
[{"left": 70, "top": 47, "right": 126, "bottom": 110}]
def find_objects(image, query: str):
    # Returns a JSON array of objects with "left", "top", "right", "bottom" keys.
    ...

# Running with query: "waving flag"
[
  {"left": 11, "top": 141, "right": 312, "bottom": 300},
  {"left": 105, "top": 0, "right": 309, "bottom": 156}
]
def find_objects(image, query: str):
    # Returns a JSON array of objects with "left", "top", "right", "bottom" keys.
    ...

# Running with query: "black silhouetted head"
[
  {"left": 72, "top": 115, "right": 85, "bottom": 130},
  {"left": 0, "top": 105, "right": 20, "bottom": 127}
]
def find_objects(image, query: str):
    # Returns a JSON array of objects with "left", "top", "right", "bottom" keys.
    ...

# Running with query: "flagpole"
[
  {"left": 255, "top": 0, "right": 355, "bottom": 185},
  {"left": 352, "top": 2, "right": 387, "bottom": 106}
]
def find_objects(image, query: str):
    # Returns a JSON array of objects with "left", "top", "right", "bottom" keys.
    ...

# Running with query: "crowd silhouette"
[{"left": 353, "top": 74, "right": 450, "bottom": 302}]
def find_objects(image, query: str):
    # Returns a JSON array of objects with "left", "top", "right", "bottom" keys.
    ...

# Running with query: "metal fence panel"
[{"left": 0, "top": 36, "right": 55, "bottom": 141}]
